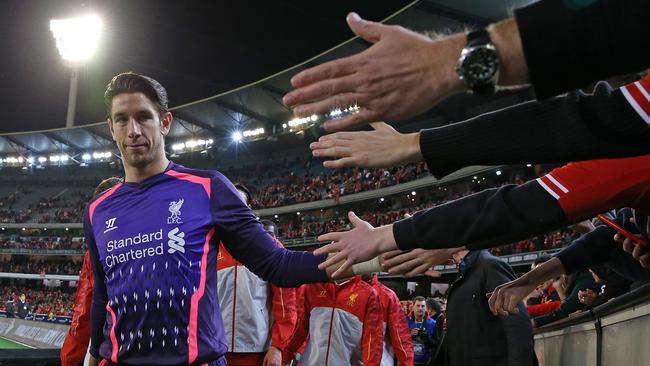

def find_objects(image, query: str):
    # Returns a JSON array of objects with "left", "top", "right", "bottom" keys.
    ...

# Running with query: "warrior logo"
[
  {"left": 167, "top": 199, "right": 184, "bottom": 224},
  {"left": 104, "top": 217, "right": 117, "bottom": 234}
]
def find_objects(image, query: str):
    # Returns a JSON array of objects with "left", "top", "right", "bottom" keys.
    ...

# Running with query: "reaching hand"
[
  {"left": 614, "top": 218, "right": 650, "bottom": 268},
  {"left": 283, "top": 12, "right": 465, "bottom": 132},
  {"left": 488, "top": 276, "right": 538, "bottom": 316},
  {"left": 263, "top": 346, "right": 282, "bottom": 366},
  {"left": 380, "top": 248, "right": 456, "bottom": 278},
  {"left": 314, "top": 211, "right": 398, "bottom": 278},
  {"left": 310, "top": 122, "right": 422, "bottom": 169}
]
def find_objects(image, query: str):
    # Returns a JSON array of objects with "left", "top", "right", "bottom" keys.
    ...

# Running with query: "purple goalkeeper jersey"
[{"left": 85, "top": 162, "right": 328, "bottom": 365}]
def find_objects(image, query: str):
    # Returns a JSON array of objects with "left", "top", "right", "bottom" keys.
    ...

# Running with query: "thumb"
[
  {"left": 346, "top": 12, "right": 384, "bottom": 43},
  {"left": 348, "top": 211, "right": 364, "bottom": 227},
  {"left": 370, "top": 121, "right": 396, "bottom": 132}
]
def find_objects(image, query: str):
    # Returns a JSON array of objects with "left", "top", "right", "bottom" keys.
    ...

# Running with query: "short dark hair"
[
  {"left": 104, "top": 72, "right": 168, "bottom": 118},
  {"left": 260, "top": 219, "right": 278, "bottom": 237},
  {"left": 426, "top": 298, "right": 442, "bottom": 314},
  {"left": 234, "top": 183, "right": 251, "bottom": 205},
  {"left": 94, "top": 177, "right": 122, "bottom": 196},
  {"left": 413, "top": 296, "right": 426, "bottom": 303}
]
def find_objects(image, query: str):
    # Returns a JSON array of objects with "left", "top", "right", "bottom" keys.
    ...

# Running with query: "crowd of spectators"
[
  {"left": 0, "top": 258, "right": 81, "bottom": 275},
  {"left": 246, "top": 162, "right": 429, "bottom": 208},
  {"left": 0, "top": 286, "right": 74, "bottom": 317},
  {"left": 0, "top": 236, "right": 85, "bottom": 251}
]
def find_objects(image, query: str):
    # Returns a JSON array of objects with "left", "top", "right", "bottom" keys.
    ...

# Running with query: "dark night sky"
[{"left": 0, "top": 0, "right": 411, "bottom": 133}]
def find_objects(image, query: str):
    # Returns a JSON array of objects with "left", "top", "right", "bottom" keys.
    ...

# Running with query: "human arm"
[
  {"left": 533, "top": 271, "right": 597, "bottom": 327},
  {"left": 211, "top": 172, "right": 329, "bottom": 286},
  {"left": 380, "top": 248, "right": 460, "bottom": 277},
  {"left": 310, "top": 80, "right": 650, "bottom": 179},
  {"left": 361, "top": 291, "right": 384, "bottom": 366},
  {"left": 385, "top": 291, "right": 415, "bottom": 365},
  {"left": 84, "top": 210, "right": 108, "bottom": 359},
  {"left": 527, "top": 301, "right": 561, "bottom": 317},
  {"left": 60, "top": 251, "right": 94, "bottom": 366},
  {"left": 284, "top": 287, "right": 311, "bottom": 360},
  {"left": 484, "top": 259, "right": 534, "bottom": 366},
  {"left": 269, "top": 281, "right": 297, "bottom": 358},
  {"left": 284, "top": 14, "right": 525, "bottom": 131}
]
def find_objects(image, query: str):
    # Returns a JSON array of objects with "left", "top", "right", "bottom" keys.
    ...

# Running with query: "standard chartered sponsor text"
[{"left": 105, "top": 229, "right": 165, "bottom": 267}]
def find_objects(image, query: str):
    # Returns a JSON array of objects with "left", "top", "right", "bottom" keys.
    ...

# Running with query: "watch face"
[{"left": 461, "top": 46, "right": 499, "bottom": 83}]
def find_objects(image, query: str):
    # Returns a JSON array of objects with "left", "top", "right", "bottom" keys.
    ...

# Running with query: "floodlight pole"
[{"left": 65, "top": 67, "right": 79, "bottom": 128}]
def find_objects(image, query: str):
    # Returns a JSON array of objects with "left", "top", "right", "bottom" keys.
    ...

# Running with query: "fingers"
[
  {"left": 380, "top": 250, "right": 405, "bottom": 262},
  {"left": 293, "top": 93, "right": 366, "bottom": 120},
  {"left": 331, "top": 259, "right": 353, "bottom": 279},
  {"left": 288, "top": 56, "right": 359, "bottom": 90},
  {"left": 285, "top": 75, "right": 362, "bottom": 107},
  {"left": 322, "top": 157, "right": 357, "bottom": 169},
  {"left": 313, "top": 239, "right": 341, "bottom": 257},
  {"left": 424, "top": 269, "right": 442, "bottom": 278},
  {"left": 383, "top": 250, "right": 419, "bottom": 269},
  {"left": 405, "top": 263, "right": 433, "bottom": 278},
  {"left": 639, "top": 254, "right": 650, "bottom": 268},
  {"left": 318, "top": 250, "right": 346, "bottom": 270},
  {"left": 312, "top": 145, "right": 354, "bottom": 159},
  {"left": 316, "top": 232, "right": 343, "bottom": 244},
  {"left": 369, "top": 121, "right": 393, "bottom": 131},
  {"left": 346, "top": 12, "right": 385, "bottom": 43},
  {"left": 348, "top": 211, "right": 363, "bottom": 226},
  {"left": 622, "top": 238, "right": 636, "bottom": 255},
  {"left": 386, "top": 258, "right": 421, "bottom": 276},
  {"left": 632, "top": 240, "right": 646, "bottom": 260}
]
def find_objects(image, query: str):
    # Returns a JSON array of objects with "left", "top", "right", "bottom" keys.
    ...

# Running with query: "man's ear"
[{"left": 160, "top": 112, "right": 173, "bottom": 136}]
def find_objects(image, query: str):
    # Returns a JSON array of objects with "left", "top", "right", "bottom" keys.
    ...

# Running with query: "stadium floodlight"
[
  {"left": 60, "top": 154, "right": 69, "bottom": 162},
  {"left": 38, "top": 156, "right": 47, "bottom": 163},
  {"left": 50, "top": 15, "right": 102, "bottom": 128},
  {"left": 50, "top": 15, "right": 102, "bottom": 62},
  {"left": 82, "top": 153, "right": 91, "bottom": 161},
  {"left": 232, "top": 131, "right": 243, "bottom": 143},
  {"left": 26, "top": 157, "right": 35, "bottom": 164},
  {"left": 496, "top": 170, "right": 502, "bottom": 176},
  {"left": 50, "top": 155, "right": 60, "bottom": 162},
  {"left": 411, "top": 191, "right": 416, "bottom": 196}
]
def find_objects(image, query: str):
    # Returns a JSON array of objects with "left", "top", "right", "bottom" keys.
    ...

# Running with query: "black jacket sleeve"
[
  {"left": 419, "top": 81, "right": 650, "bottom": 179},
  {"left": 555, "top": 208, "right": 650, "bottom": 282},
  {"left": 393, "top": 179, "right": 567, "bottom": 251},
  {"left": 515, "top": 0, "right": 650, "bottom": 99},
  {"left": 484, "top": 259, "right": 534, "bottom": 366}
]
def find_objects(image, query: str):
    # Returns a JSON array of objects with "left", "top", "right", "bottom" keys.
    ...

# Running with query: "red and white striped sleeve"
[
  {"left": 620, "top": 75, "right": 650, "bottom": 126},
  {"left": 536, "top": 154, "right": 650, "bottom": 222}
]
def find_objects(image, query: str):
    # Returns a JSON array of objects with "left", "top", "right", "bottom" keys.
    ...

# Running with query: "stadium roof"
[{"left": 0, "top": 0, "right": 535, "bottom": 160}]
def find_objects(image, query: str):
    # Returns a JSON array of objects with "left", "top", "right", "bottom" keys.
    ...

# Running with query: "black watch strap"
[{"left": 466, "top": 29, "right": 491, "bottom": 47}]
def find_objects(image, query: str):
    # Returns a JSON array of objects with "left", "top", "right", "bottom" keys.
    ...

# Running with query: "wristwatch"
[{"left": 455, "top": 29, "right": 500, "bottom": 95}]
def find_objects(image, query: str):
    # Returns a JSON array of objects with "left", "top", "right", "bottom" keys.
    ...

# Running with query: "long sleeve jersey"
[
  {"left": 85, "top": 162, "right": 328, "bottom": 365},
  {"left": 285, "top": 277, "right": 384, "bottom": 366},
  {"left": 366, "top": 275, "right": 414, "bottom": 366},
  {"left": 60, "top": 251, "right": 94, "bottom": 366},
  {"left": 394, "top": 154, "right": 650, "bottom": 252},
  {"left": 217, "top": 239, "right": 297, "bottom": 353}
]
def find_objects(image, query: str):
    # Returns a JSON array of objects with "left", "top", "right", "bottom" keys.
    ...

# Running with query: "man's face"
[
  {"left": 414, "top": 300, "right": 426, "bottom": 318},
  {"left": 108, "top": 92, "right": 171, "bottom": 169},
  {"left": 19, "top": 294, "right": 25, "bottom": 301}
]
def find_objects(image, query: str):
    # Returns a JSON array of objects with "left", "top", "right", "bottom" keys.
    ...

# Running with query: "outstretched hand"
[
  {"left": 310, "top": 122, "right": 422, "bottom": 169},
  {"left": 283, "top": 12, "right": 465, "bottom": 131},
  {"left": 380, "top": 248, "right": 458, "bottom": 278},
  {"left": 314, "top": 211, "right": 398, "bottom": 278}
]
